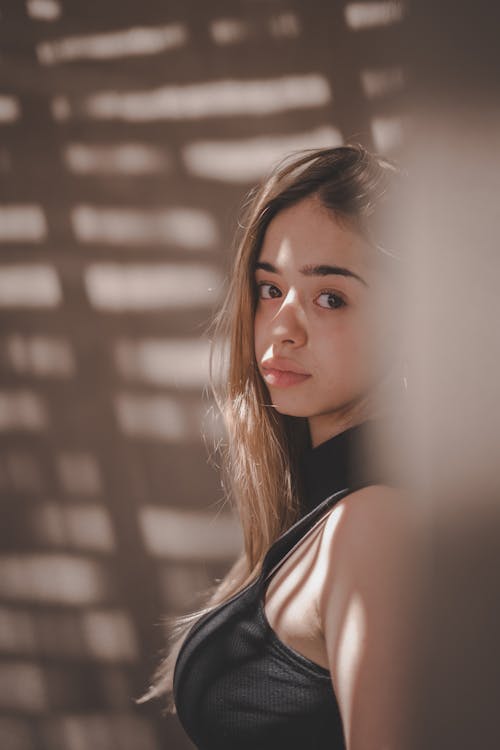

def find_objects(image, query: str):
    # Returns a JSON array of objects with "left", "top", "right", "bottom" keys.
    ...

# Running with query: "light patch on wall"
[
  {"left": 371, "top": 114, "right": 405, "bottom": 152},
  {"left": 0, "top": 264, "right": 62, "bottom": 308},
  {"left": 0, "top": 662, "right": 47, "bottom": 712},
  {"left": 56, "top": 452, "right": 102, "bottom": 496},
  {"left": 30, "top": 503, "right": 116, "bottom": 552},
  {"left": 84, "top": 262, "right": 221, "bottom": 311},
  {"left": 0, "top": 390, "right": 48, "bottom": 431},
  {"left": 182, "top": 125, "right": 343, "bottom": 183},
  {"left": 36, "top": 23, "right": 188, "bottom": 64},
  {"left": 64, "top": 142, "right": 171, "bottom": 175},
  {"left": 344, "top": 1, "right": 404, "bottom": 29},
  {"left": 210, "top": 17, "right": 249, "bottom": 45},
  {"left": 114, "top": 392, "right": 215, "bottom": 442},
  {"left": 81, "top": 610, "right": 138, "bottom": 661},
  {"left": 269, "top": 11, "right": 301, "bottom": 38},
  {"left": 5, "top": 334, "right": 75, "bottom": 377},
  {"left": 360, "top": 66, "right": 405, "bottom": 99},
  {"left": 0, "top": 95, "right": 21, "bottom": 123},
  {"left": 139, "top": 505, "right": 242, "bottom": 561},
  {"left": 0, "top": 554, "right": 111, "bottom": 605},
  {"left": 42, "top": 714, "right": 158, "bottom": 750},
  {"left": 210, "top": 11, "right": 300, "bottom": 45},
  {"left": 80, "top": 74, "right": 331, "bottom": 121},
  {"left": 72, "top": 205, "right": 218, "bottom": 249},
  {"left": 26, "top": 0, "right": 61, "bottom": 20},
  {"left": 114, "top": 337, "right": 210, "bottom": 388},
  {"left": 0, "top": 205, "right": 47, "bottom": 242},
  {"left": 51, "top": 95, "right": 71, "bottom": 121}
]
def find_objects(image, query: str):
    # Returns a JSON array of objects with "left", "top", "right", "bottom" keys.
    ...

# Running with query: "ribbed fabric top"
[{"left": 173, "top": 418, "right": 390, "bottom": 750}]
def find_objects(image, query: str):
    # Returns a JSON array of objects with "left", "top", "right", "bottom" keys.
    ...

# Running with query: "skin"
[
  {"left": 254, "top": 195, "right": 419, "bottom": 748},
  {"left": 253, "top": 194, "right": 396, "bottom": 447},
  {"left": 261, "top": 485, "right": 420, "bottom": 749}
]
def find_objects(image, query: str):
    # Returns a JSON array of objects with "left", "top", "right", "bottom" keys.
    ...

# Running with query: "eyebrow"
[{"left": 254, "top": 260, "right": 368, "bottom": 287}]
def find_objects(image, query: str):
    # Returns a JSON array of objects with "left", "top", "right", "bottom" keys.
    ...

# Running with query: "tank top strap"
[{"left": 258, "top": 479, "right": 374, "bottom": 591}]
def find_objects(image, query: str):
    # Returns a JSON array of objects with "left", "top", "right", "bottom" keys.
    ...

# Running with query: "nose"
[{"left": 269, "top": 288, "right": 307, "bottom": 346}]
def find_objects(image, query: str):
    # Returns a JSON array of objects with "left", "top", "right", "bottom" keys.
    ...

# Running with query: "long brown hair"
[{"left": 136, "top": 143, "right": 401, "bottom": 713}]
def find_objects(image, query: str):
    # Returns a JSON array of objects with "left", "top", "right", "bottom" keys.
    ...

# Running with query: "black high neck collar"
[{"left": 299, "top": 418, "right": 388, "bottom": 515}]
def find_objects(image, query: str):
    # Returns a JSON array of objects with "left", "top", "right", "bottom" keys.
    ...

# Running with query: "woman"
[{"left": 138, "top": 145, "right": 419, "bottom": 749}]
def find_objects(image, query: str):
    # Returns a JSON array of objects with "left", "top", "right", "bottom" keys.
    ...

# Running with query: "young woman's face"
[{"left": 253, "top": 195, "right": 393, "bottom": 447}]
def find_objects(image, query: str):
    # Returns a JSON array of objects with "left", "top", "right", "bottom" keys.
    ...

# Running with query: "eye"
[
  {"left": 315, "top": 290, "right": 346, "bottom": 310},
  {"left": 256, "top": 281, "right": 282, "bottom": 299}
]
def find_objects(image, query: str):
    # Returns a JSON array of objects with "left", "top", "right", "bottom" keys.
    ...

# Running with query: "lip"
[
  {"left": 261, "top": 357, "right": 310, "bottom": 375},
  {"left": 261, "top": 358, "right": 312, "bottom": 388}
]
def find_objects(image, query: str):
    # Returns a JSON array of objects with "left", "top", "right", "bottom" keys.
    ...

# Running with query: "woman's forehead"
[{"left": 257, "top": 197, "right": 379, "bottom": 276}]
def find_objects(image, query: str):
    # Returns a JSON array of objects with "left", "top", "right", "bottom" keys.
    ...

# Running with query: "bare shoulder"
[
  {"left": 316, "top": 484, "right": 423, "bottom": 748},
  {"left": 316, "top": 483, "right": 422, "bottom": 632},
  {"left": 326, "top": 482, "right": 413, "bottom": 525},
  {"left": 319, "top": 483, "right": 417, "bottom": 567}
]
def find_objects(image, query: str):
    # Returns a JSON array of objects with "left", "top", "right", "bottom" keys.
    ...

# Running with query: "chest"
[{"left": 173, "top": 500, "right": 351, "bottom": 749}]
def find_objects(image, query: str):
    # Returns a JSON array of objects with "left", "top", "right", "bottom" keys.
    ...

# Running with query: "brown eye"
[
  {"left": 257, "top": 282, "right": 281, "bottom": 299},
  {"left": 316, "top": 291, "right": 346, "bottom": 310}
]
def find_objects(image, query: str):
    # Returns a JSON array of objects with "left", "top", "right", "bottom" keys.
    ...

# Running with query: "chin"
[{"left": 268, "top": 397, "right": 314, "bottom": 419}]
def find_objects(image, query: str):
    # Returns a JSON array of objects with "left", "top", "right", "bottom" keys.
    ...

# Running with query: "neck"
[
  {"left": 299, "top": 418, "right": 386, "bottom": 516},
  {"left": 308, "top": 399, "right": 386, "bottom": 448}
]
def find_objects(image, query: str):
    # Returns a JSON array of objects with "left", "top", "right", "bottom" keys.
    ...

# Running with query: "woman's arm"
[{"left": 317, "top": 485, "right": 424, "bottom": 750}]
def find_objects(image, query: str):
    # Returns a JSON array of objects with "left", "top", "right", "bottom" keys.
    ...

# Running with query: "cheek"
[
  {"left": 253, "top": 310, "right": 265, "bottom": 359},
  {"left": 315, "top": 315, "right": 377, "bottom": 381}
]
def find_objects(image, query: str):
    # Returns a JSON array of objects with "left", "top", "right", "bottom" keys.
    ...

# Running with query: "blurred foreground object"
[{"left": 376, "top": 1, "right": 500, "bottom": 747}]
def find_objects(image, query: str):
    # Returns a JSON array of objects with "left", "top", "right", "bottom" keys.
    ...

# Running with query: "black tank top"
[{"left": 173, "top": 419, "right": 392, "bottom": 749}]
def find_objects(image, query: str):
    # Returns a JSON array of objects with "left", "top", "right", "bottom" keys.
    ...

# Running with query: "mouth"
[{"left": 261, "top": 366, "right": 312, "bottom": 388}]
